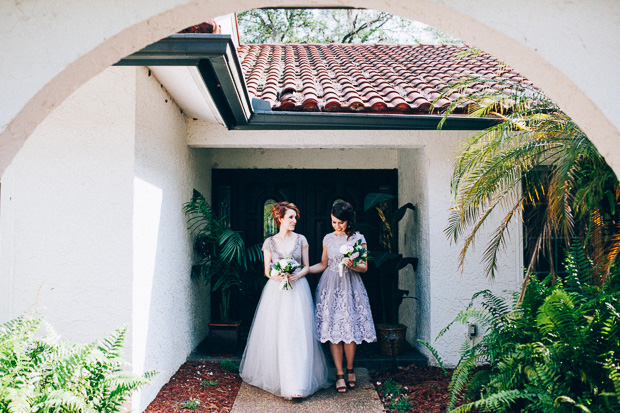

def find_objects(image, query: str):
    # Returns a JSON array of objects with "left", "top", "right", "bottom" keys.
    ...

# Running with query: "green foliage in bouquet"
[
  {"left": 0, "top": 314, "right": 156, "bottom": 412},
  {"left": 422, "top": 243, "right": 620, "bottom": 412}
]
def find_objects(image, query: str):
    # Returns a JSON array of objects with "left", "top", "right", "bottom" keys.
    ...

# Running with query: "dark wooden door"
[{"left": 212, "top": 169, "right": 397, "bottom": 332}]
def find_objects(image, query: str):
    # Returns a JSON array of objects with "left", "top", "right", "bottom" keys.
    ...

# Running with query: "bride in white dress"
[{"left": 239, "top": 201, "right": 329, "bottom": 400}]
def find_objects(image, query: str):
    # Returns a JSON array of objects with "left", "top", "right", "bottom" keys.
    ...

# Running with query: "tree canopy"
[{"left": 237, "top": 8, "right": 461, "bottom": 44}]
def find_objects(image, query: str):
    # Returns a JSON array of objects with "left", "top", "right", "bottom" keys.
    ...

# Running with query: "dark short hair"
[
  {"left": 272, "top": 201, "right": 300, "bottom": 229},
  {"left": 331, "top": 201, "right": 356, "bottom": 237}
]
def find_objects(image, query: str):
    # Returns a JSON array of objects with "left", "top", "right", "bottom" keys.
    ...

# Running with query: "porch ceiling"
[{"left": 115, "top": 34, "right": 499, "bottom": 131}]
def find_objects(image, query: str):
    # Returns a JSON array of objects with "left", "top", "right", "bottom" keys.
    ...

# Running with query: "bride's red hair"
[{"left": 272, "top": 202, "right": 300, "bottom": 229}]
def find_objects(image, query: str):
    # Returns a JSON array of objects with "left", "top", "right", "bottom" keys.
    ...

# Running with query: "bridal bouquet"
[
  {"left": 339, "top": 239, "right": 368, "bottom": 277},
  {"left": 270, "top": 257, "right": 302, "bottom": 290}
]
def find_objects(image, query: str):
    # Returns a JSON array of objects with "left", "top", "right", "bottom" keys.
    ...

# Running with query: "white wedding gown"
[{"left": 239, "top": 233, "right": 329, "bottom": 399}]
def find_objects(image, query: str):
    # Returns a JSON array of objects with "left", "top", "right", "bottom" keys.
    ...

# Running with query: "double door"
[{"left": 212, "top": 169, "right": 398, "bottom": 330}]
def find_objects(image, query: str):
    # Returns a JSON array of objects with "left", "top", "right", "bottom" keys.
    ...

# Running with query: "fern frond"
[
  {"left": 604, "top": 360, "right": 620, "bottom": 406},
  {"left": 447, "top": 352, "right": 478, "bottom": 411},
  {"left": 32, "top": 389, "right": 88, "bottom": 412},
  {"left": 417, "top": 340, "right": 447, "bottom": 374},
  {"left": 450, "top": 389, "right": 535, "bottom": 413},
  {"left": 97, "top": 327, "right": 127, "bottom": 359}
]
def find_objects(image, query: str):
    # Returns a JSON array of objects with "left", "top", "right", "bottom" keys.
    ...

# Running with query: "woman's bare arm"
[{"left": 308, "top": 243, "right": 328, "bottom": 274}]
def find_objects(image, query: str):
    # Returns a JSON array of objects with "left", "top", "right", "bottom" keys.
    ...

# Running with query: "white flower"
[{"left": 271, "top": 268, "right": 281, "bottom": 276}]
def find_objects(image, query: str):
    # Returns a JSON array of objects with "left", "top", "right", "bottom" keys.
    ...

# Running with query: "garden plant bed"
[
  {"left": 144, "top": 361, "right": 451, "bottom": 412},
  {"left": 372, "top": 364, "right": 453, "bottom": 412},
  {"left": 144, "top": 361, "right": 242, "bottom": 413}
]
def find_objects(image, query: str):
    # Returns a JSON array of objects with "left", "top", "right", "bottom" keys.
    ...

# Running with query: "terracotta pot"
[{"left": 376, "top": 324, "right": 407, "bottom": 356}]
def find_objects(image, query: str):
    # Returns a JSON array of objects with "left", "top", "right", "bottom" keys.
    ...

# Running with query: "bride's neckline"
[{"left": 272, "top": 232, "right": 298, "bottom": 257}]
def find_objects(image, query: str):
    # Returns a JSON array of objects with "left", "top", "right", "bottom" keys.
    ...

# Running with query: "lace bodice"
[
  {"left": 263, "top": 233, "right": 308, "bottom": 263},
  {"left": 324, "top": 232, "right": 367, "bottom": 271}
]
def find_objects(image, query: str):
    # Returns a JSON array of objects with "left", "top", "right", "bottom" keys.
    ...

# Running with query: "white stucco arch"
[{"left": 1, "top": 0, "right": 619, "bottom": 179}]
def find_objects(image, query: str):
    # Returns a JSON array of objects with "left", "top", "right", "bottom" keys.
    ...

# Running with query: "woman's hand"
[
  {"left": 343, "top": 258, "right": 367, "bottom": 273},
  {"left": 343, "top": 258, "right": 354, "bottom": 268},
  {"left": 288, "top": 268, "right": 305, "bottom": 282},
  {"left": 269, "top": 271, "right": 286, "bottom": 282}
]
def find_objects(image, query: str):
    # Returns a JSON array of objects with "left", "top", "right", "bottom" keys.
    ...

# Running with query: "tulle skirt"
[{"left": 239, "top": 278, "right": 329, "bottom": 399}]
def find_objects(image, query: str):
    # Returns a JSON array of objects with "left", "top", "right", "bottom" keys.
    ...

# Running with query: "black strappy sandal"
[{"left": 346, "top": 368, "right": 357, "bottom": 389}]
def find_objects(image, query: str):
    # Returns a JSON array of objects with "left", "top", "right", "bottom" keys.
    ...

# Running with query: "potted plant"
[
  {"left": 184, "top": 189, "right": 262, "bottom": 355},
  {"left": 364, "top": 193, "right": 418, "bottom": 356}
]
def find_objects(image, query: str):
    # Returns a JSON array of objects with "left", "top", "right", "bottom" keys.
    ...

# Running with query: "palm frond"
[{"left": 440, "top": 72, "right": 620, "bottom": 285}]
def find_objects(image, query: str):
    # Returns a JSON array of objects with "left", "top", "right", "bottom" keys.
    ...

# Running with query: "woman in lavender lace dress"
[
  {"left": 239, "top": 202, "right": 329, "bottom": 401},
  {"left": 309, "top": 201, "right": 376, "bottom": 393}
]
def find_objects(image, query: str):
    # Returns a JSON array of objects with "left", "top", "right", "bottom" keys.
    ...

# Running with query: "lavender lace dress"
[
  {"left": 315, "top": 232, "right": 377, "bottom": 344},
  {"left": 239, "top": 233, "right": 329, "bottom": 399}
]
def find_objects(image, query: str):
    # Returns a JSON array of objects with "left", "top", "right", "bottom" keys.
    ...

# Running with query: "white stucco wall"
[
  {"left": 0, "top": 67, "right": 136, "bottom": 342},
  {"left": 208, "top": 148, "right": 398, "bottom": 169},
  {"left": 397, "top": 148, "right": 428, "bottom": 346},
  {"left": 132, "top": 67, "right": 211, "bottom": 411},
  {"left": 423, "top": 134, "right": 523, "bottom": 365},
  {"left": 0, "top": 66, "right": 212, "bottom": 411}
]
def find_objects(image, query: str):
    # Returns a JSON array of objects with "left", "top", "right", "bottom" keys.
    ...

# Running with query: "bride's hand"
[
  {"left": 269, "top": 272, "right": 285, "bottom": 282},
  {"left": 343, "top": 258, "right": 354, "bottom": 268},
  {"left": 289, "top": 268, "right": 304, "bottom": 282}
]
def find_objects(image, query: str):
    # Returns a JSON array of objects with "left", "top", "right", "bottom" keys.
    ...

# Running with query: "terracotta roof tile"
[{"left": 238, "top": 43, "right": 530, "bottom": 114}]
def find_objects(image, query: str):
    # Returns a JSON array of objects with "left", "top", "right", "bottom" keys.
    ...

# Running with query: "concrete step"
[{"left": 188, "top": 338, "right": 428, "bottom": 371}]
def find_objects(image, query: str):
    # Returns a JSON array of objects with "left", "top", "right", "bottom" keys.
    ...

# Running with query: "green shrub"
[
  {"left": 391, "top": 394, "right": 412, "bottom": 412},
  {"left": 220, "top": 359, "right": 239, "bottom": 373},
  {"left": 424, "top": 244, "right": 620, "bottom": 412},
  {"left": 181, "top": 398, "right": 201, "bottom": 409},
  {"left": 380, "top": 378, "right": 412, "bottom": 412},
  {"left": 381, "top": 377, "right": 403, "bottom": 398},
  {"left": 0, "top": 314, "right": 156, "bottom": 412}
]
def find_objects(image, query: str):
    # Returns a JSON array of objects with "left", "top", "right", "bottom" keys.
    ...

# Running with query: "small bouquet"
[
  {"left": 270, "top": 257, "right": 302, "bottom": 290},
  {"left": 338, "top": 239, "right": 368, "bottom": 277}
]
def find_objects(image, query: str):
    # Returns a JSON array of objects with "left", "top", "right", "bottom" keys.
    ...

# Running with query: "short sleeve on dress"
[
  {"left": 262, "top": 237, "right": 272, "bottom": 251},
  {"left": 356, "top": 232, "right": 367, "bottom": 245},
  {"left": 322, "top": 233, "right": 331, "bottom": 244},
  {"left": 299, "top": 234, "right": 309, "bottom": 248}
]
